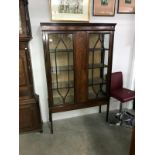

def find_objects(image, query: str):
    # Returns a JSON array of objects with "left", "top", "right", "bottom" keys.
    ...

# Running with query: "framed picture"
[
  {"left": 93, "top": 0, "right": 116, "bottom": 16},
  {"left": 118, "top": 0, "right": 135, "bottom": 14},
  {"left": 50, "top": 0, "right": 90, "bottom": 21}
]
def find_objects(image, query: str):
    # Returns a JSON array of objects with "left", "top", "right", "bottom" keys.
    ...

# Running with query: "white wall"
[{"left": 28, "top": 0, "right": 135, "bottom": 122}]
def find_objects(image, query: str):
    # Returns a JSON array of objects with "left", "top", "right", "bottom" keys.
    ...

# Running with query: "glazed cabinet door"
[
  {"left": 19, "top": 43, "right": 33, "bottom": 99},
  {"left": 46, "top": 33, "right": 75, "bottom": 106},
  {"left": 87, "top": 32, "right": 111, "bottom": 100}
]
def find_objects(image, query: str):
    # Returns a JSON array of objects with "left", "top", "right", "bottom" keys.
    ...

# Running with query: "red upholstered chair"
[{"left": 106, "top": 72, "right": 135, "bottom": 122}]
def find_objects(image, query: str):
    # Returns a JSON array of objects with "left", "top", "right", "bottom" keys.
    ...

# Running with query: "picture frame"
[
  {"left": 93, "top": 0, "right": 116, "bottom": 16},
  {"left": 50, "top": 0, "right": 90, "bottom": 21},
  {"left": 118, "top": 0, "right": 135, "bottom": 14}
]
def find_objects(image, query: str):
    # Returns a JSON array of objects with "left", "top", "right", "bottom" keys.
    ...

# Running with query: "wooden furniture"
[
  {"left": 19, "top": 0, "right": 42, "bottom": 133},
  {"left": 41, "top": 23, "right": 116, "bottom": 133}
]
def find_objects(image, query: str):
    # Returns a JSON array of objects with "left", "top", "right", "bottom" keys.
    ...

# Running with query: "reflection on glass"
[
  {"left": 101, "top": 0, "right": 108, "bottom": 5},
  {"left": 88, "top": 33, "right": 110, "bottom": 99},
  {"left": 52, "top": 88, "right": 74, "bottom": 105},
  {"left": 49, "top": 33, "right": 74, "bottom": 105},
  {"left": 19, "top": 12, "right": 23, "bottom": 34},
  {"left": 125, "top": 0, "right": 131, "bottom": 4}
]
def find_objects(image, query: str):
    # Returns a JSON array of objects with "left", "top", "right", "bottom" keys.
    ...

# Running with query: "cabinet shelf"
[
  {"left": 88, "top": 63, "right": 108, "bottom": 68},
  {"left": 50, "top": 49, "right": 73, "bottom": 53},
  {"left": 51, "top": 65, "right": 74, "bottom": 72},
  {"left": 51, "top": 64, "right": 108, "bottom": 72},
  {"left": 49, "top": 48, "right": 109, "bottom": 53},
  {"left": 89, "top": 48, "right": 109, "bottom": 51}
]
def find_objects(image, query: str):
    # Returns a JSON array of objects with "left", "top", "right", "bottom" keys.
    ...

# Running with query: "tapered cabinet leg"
[
  {"left": 99, "top": 105, "right": 102, "bottom": 113},
  {"left": 50, "top": 122, "right": 53, "bottom": 134},
  {"left": 106, "top": 103, "right": 110, "bottom": 122},
  {"left": 40, "top": 129, "right": 43, "bottom": 133},
  {"left": 49, "top": 111, "right": 53, "bottom": 134}
]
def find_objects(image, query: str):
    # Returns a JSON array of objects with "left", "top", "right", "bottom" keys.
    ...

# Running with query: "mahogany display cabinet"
[
  {"left": 19, "top": 0, "right": 42, "bottom": 133},
  {"left": 41, "top": 23, "right": 116, "bottom": 133}
]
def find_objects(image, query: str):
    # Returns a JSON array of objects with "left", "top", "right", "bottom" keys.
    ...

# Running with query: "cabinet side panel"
[{"left": 74, "top": 32, "right": 88, "bottom": 103}]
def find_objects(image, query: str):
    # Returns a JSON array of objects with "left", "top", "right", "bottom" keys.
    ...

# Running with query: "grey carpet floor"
[{"left": 19, "top": 113, "right": 132, "bottom": 155}]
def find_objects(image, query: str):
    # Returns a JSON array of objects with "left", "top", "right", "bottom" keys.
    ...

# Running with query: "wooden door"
[{"left": 87, "top": 32, "right": 111, "bottom": 100}]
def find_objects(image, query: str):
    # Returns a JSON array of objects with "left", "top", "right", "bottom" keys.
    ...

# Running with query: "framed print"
[
  {"left": 50, "top": 0, "right": 90, "bottom": 21},
  {"left": 93, "top": 0, "right": 116, "bottom": 16},
  {"left": 118, "top": 0, "right": 135, "bottom": 14}
]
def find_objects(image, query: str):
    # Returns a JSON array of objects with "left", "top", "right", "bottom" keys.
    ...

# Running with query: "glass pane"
[
  {"left": 125, "top": 0, "right": 131, "bottom": 4},
  {"left": 104, "top": 50, "right": 109, "bottom": 66},
  {"left": 49, "top": 33, "right": 74, "bottom": 105},
  {"left": 52, "top": 88, "right": 74, "bottom": 105},
  {"left": 52, "top": 71, "right": 74, "bottom": 89},
  {"left": 88, "top": 33, "right": 109, "bottom": 99},
  {"left": 104, "top": 34, "right": 110, "bottom": 49},
  {"left": 50, "top": 52, "right": 73, "bottom": 70}
]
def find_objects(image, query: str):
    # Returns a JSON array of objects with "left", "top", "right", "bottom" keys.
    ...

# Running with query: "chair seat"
[{"left": 111, "top": 88, "right": 135, "bottom": 103}]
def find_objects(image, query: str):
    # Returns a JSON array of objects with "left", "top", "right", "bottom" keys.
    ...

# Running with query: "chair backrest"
[{"left": 110, "top": 72, "right": 123, "bottom": 91}]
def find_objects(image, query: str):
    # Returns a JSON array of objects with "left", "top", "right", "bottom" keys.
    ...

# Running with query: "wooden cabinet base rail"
[{"left": 50, "top": 100, "right": 108, "bottom": 113}]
